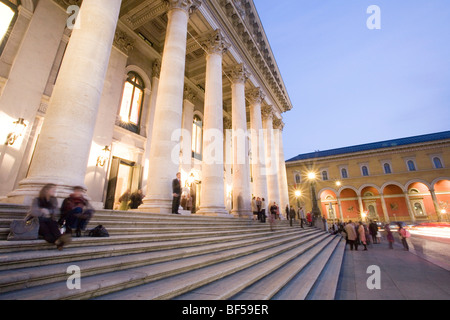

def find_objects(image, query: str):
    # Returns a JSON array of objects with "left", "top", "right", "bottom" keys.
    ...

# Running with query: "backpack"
[{"left": 88, "top": 225, "right": 110, "bottom": 238}]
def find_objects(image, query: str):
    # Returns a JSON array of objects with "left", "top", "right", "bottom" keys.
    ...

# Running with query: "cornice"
[{"left": 286, "top": 140, "right": 450, "bottom": 167}]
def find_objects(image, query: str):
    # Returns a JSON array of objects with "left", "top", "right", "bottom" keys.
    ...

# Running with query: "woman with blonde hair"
[{"left": 30, "top": 184, "right": 72, "bottom": 250}]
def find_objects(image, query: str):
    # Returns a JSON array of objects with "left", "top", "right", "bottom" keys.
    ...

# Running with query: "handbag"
[{"left": 7, "top": 216, "right": 40, "bottom": 241}]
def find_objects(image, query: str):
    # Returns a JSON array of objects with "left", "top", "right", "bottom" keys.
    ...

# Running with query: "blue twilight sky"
[{"left": 253, "top": 0, "right": 450, "bottom": 160}]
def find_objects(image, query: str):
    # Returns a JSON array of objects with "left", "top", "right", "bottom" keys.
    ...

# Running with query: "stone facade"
[
  {"left": 286, "top": 132, "right": 450, "bottom": 223},
  {"left": 0, "top": 0, "right": 291, "bottom": 216}
]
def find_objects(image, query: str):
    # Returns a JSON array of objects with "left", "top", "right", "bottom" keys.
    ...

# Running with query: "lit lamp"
[
  {"left": 96, "top": 146, "right": 111, "bottom": 167},
  {"left": 6, "top": 118, "right": 27, "bottom": 146},
  {"left": 361, "top": 211, "right": 368, "bottom": 221}
]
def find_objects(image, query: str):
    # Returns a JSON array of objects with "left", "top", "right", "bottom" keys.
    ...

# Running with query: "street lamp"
[{"left": 307, "top": 171, "right": 322, "bottom": 224}]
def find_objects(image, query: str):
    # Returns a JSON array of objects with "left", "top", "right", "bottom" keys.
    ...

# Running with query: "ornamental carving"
[
  {"left": 113, "top": 30, "right": 135, "bottom": 55},
  {"left": 53, "top": 0, "right": 82, "bottom": 8},
  {"left": 167, "top": 0, "right": 202, "bottom": 15},
  {"left": 184, "top": 86, "right": 196, "bottom": 103},
  {"left": 202, "top": 29, "right": 231, "bottom": 55},
  {"left": 261, "top": 105, "right": 274, "bottom": 121},
  {"left": 152, "top": 59, "right": 161, "bottom": 78},
  {"left": 273, "top": 118, "right": 285, "bottom": 131},
  {"left": 225, "top": 63, "right": 249, "bottom": 84},
  {"left": 247, "top": 87, "right": 265, "bottom": 105}
]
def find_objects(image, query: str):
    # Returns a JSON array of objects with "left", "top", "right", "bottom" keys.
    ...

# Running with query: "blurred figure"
[
  {"left": 385, "top": 224, "right": 395, "bottom": 249},
  {"left": 60, "top": 186, "right": 94, "bottom": 237},
  {"left": 344, "top": 220, "right": 358, "bottom": 251},
  {"left": 119, "top": 189, "right": 131, "bottom": 211},
  {"left": 397, "top": 223, "right": 410, "bottom": 251},
  {"left": 172, "top": 172, "right": 181, "bottom": 214},
  {"left": 30, "top": 184, "right": 71, "bottom": 250},
  {"left": 358, "top": 221, "right": 368, "bottom": 251},
  {"left": 129, "top": 189, "right": 144, "bottom": 209}
]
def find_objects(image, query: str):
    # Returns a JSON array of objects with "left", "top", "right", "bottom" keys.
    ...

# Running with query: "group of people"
[
  {"left": 29, "top": 184, "right": 94, "bottom": 251},
  {"left": 118, "top": 189, "right": 145, "bottom": 211},
  {"left": 338, "top": 220, "right": 410, "bottom": 251}
]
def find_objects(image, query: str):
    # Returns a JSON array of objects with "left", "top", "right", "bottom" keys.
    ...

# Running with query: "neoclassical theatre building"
[{"left": 0, "top": 0, "right": 292, "bottom": 216}]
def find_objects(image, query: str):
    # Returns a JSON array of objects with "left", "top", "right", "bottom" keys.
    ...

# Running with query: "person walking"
[
  {"left": 172, "top": 172, "right": 182, "bottom": 214},
  {"left": 358, "top": 222, "right": 368, "bottom": 251},
  {"left": 269, "top": 202, "right": 278, "bottom": 231},
  {"left": 398, "top": 223, "right": 410, "bottom": 251},
  {"left": 289, "top": 206, "right": 296, "bottom": 227},
  {"left": 251, "top": 197, "right": 258, "bottom": 220},
  {"left": 260, "top": 198, "right": 266, "bottom": 223},
  {"left": 385, "top": 224, "right": 394, "bottom": 249},
  {"left": 369, "top": 220, "right": 379, "bottom": 244},
  {"left": 298, "top": 206, "right": 305, "bottom": 228},
  {"left": 344, "top": 220, "right": 358, "bottom": 251},
  {"left": 256, "top": 197, "right": 262, "bottom": 221},
  {"left": 30, "top": 184, "right": 72, "bottom": 250},
  {"left": 118, "top": 189, "right": 131, "bottom": 211}
]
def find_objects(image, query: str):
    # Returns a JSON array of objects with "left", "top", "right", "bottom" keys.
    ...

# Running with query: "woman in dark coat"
[{"left": 30, "top": 184, "right": 71, "bottom": 250}]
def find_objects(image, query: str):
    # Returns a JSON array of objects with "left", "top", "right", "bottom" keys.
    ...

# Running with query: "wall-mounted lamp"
[
  {"left": 96, "top": 146, "right": 111, "bottom": 167},
  {"left": 5, "top": 118, "right": 27, "bottom": 146}
]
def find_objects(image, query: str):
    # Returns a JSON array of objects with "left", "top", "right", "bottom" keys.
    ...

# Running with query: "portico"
[{"left": 0, "top": 0, "right": 293, "bottom": 216}]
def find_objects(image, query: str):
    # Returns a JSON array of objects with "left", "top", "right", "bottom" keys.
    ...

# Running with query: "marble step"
[
  {"left": 272, "top": 235, "right": 343, "bottom": 300},
  {"left": 0, "top": 230, "right": 323, "bottom": 300},
  {"left": 174, "top": 233, "right": 334, "bottom": 300},
  {"left": 0, "top": 228, "right": 316, "bottom": 271},
  {"left": 0, "top": 229, "right": 319, "bottom": 293},
  {"left": 306, "top": 237, "right": 346, "bottom": 300},
  {"left": 0, "top": 225, "right": 300, "bottom": 254},
  {"left": 230, "top": 235, "right": 340, "bottom": 300}
]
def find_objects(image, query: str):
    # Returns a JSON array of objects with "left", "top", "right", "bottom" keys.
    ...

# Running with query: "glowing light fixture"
[
  {"left": 96, "top": 146, "right": 111, "bottom": 167},
  {"left": 5, "top": 118, "right": 27, "bottom": 146}
]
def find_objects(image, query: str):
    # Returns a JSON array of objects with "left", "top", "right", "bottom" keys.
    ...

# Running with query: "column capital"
[
  {"left": 273, "top": 118, "right": 285, "bottom": 131},
  {"left": 167, "top": 0, "right": 202, "bottom": 15},
  {"left": 225, "top": 63, "right": 250, "bottom": 84},
  {"left": 183, "top": 85, "right": 196, "bottom": 103},
  {"left": 223, "top": 116, "right": 232, "bottom": 130},
  {"left": 152, "top": 59, "right": 161, "bottom": 78},
  {"left": 261, "top": 105, "right": 274, "bottom": 120},
  {"left": 247, "top": 87, "right": 266, "bottom": 105},
  {"left": 202, "top": 29, "right": 230, "bottom": 56},
  {"left": 113, "top": 30, "right": 135, "bottom": 55}
]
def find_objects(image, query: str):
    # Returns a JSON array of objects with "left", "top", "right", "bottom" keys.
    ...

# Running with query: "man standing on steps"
[{"left": 172, "top": 172, "right": 182, "bottom": 215}]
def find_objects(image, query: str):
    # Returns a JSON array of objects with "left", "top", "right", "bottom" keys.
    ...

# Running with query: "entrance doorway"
[{"left": 105, "top": 157, "right": 142, "bottom": 210}]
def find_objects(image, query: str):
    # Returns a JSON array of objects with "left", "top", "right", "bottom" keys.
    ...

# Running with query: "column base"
[
  {"left": 231, "top": 209, "right": 253, "bottom": 219},
  {"left": 137, "top": 198, "right": 172, "bottom": 214},
  {"left": 196, "top": 207, "right": 233, "bottom": 218}
]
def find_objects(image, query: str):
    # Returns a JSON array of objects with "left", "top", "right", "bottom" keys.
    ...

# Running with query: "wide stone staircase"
[{"left": 0, "top": 204, "right": 345, "bottom": 300}]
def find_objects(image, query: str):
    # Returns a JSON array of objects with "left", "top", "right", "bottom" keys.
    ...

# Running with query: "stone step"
[
  {"left": 0, "top": 228, "right": 317, "bottom": 271},
  {"left": 271, "top": 235, "right": 343, "bottom": 300},
  {"left": 0, "top": 229, "right": 322, "bottom": 300},
  {"left": 306, "top": 237, "right": 346, "bottom": 300},
  {"left": 230, "top": 235, "right": 340, "bottom": 300},
  {"left": 0, "top": 224, "right": 298, "bottom": 254},
  {"left": 0, "top": 228, "right": 319, "bottom": 294},
  {"left": 173, "top": 233, "right": 334, "bottom": 300}
]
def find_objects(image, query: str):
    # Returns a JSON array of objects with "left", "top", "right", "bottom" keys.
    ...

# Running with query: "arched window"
[
  {"left": 341, "top": 168, "right": 348, "bottom": 179},
  {"left": 295, "top": 173, "right": 301, "bottom": 184},
  {"left": 322, "top": 171, "right": 328, "bottom": 181},
  {"left": 433, "top": 157, "right": 443, "bottom": 169},
  {"left": 362, "top": 166, "right": 369, "bottom": 177},
  {"left": 407, "top": 160, "right": 416, "bottom": 172},
  {"left": 0, "top": 1, "right": 18, "bottom": 56},
  {"left": 118, "top": 72, "right": 145, "bottom": 133},
  {"left": 192, "top": 115, "right": 203, "bottom": 160},
  {"left": 384, "top": 163, "right": 392, "bottom": 174}
]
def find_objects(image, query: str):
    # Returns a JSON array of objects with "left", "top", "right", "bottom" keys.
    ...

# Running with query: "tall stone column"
[
  {"left": 140, "top": 0, "right": 201, "bottom": 213},
  {"left": 197, "top": 29, "right": 231, "bottom": 217},
  {"left": 180, "top": 86, "right": 196, "bottom": 178},
  {"left": 337, "top": 198, "right": 344, "bottom": 221},
  {"left": 226, "top": 63, "right": 252, "bottom": 217},
  {"left": 404, "top": 192, "right": 417, "bottom": 222},
  {"left": 7, "top": 0, "right": 123, "bottom": 203},
  {"left": 274, "top": 118, "right": 289, "bottom": 212},
  {"left": 380, "top": 193, "right": 391, "bottom": 223},
  {"left": 430, "top": 189, "right": 443, "bottom": 222},
  {"left": 248, "top": 88, "right": 268, "bottom": 204},
  {"left": 262, "top": 105, "right": 280, "bottom": 208}
]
